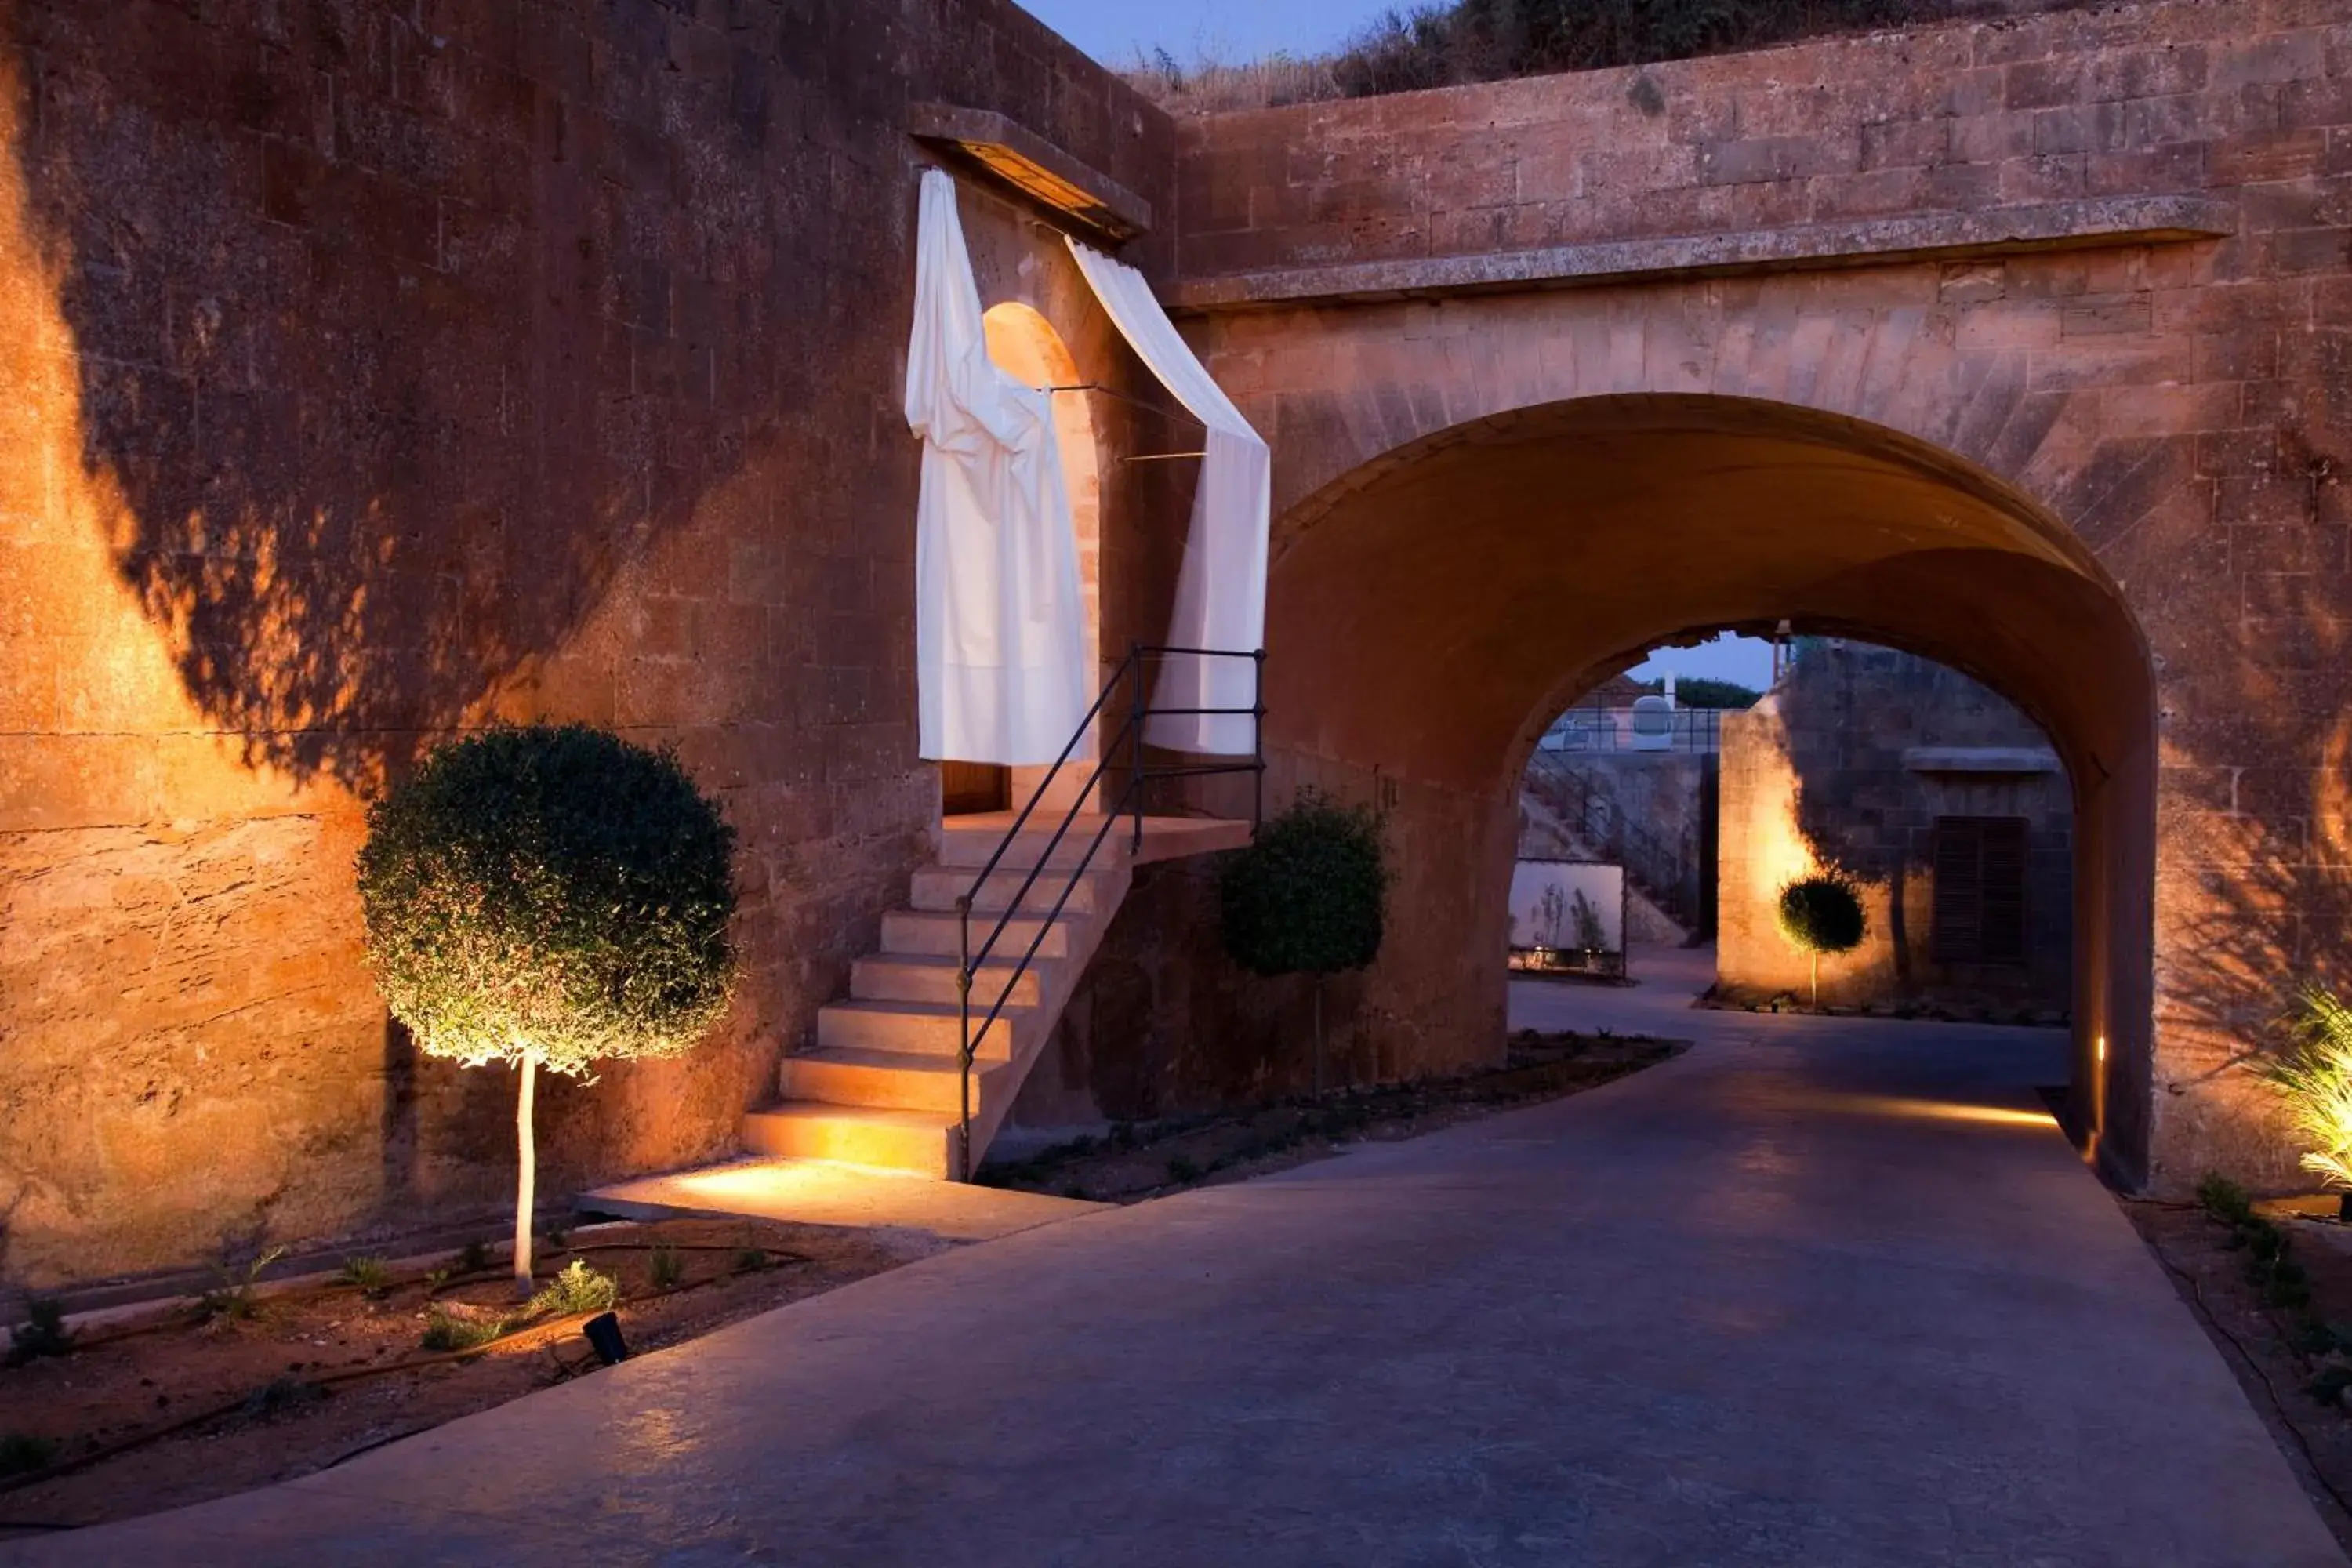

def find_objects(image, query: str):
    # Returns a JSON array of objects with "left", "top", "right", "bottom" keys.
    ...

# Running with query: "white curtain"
[
  {"left": 1067, "top": 239, "right": 1269, "bottom": 757},
  {"left": 904, "top": 170, "right": 1091, "bottom": 764}
]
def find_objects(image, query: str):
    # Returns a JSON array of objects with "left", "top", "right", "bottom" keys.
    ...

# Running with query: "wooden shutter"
[
  {"left": 1978, "top": 818, "right": 2027, "bottom": 964},
  {"left": 1932, "top": 818, "right": 1984, "bottom": 963},
  {"left": 1931, "top": 815, "right": 2028, "bottom": 966}
]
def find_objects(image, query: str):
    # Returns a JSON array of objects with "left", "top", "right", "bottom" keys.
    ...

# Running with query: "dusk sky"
[{"left": 1014, "top": 0, "right": 1390, "bottom": 67}]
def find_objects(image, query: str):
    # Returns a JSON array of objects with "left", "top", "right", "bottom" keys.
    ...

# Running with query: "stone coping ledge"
[
  {"left": 1169, "top": 195, "right": 2234, "bottom": 313},
  {"left": 909, "top": 103, "right": 1152, "bottom": 241},
  {"left": 1903, "top": 746, "right": 2064, "bottom": 774}
]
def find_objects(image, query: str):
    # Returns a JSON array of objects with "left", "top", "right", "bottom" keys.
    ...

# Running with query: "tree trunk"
[
  {"left": 1312, "top": 974, "right": 1326, "bottom": 1100},
  {"left": 1810, "top": 951, "right": 1820, "bottom": 1010},
  {"left": 514, "top": 1052, "right": 538, "bottom": 1298}
]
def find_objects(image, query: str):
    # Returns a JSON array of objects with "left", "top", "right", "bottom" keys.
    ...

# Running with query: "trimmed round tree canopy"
[
  {"left": 355, "top": 724, "right": 739, "bottom": 1078},
  {"left": 1218, "top": 792, "right": 1388, "bottom": 978},
  {"left": 1775, "top": 873, "right": 1867, "bottom": 957}
]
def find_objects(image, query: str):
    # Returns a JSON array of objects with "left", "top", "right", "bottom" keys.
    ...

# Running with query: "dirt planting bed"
[
  {"left": 980, "top": 1027, "right": 1679, "bottom": 1203},
  {"left": 0, "top": 1218, "right": 915, "bottom": 1538},
  {"left": 2126, "top": 1185, "right": 2352, "bottom": 1553}
]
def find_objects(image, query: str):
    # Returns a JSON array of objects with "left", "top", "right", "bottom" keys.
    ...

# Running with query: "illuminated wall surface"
[
  {"left": 1715, "top": 645, "right": 2075, "bottom": 1015},
  {"left": 6, "top": 0, "right": 2352, "bottom": 1287},
  {"left": 0, "top": 1, "right": 1179, "bottom": 1287},
  {"left": 1179, "top": 1, "right": 2352, "bottom": 1199}
]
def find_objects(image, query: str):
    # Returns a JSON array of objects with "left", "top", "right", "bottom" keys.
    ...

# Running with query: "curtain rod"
[{"left": 1040, "top": 382, "right": 1197, "bottom": 423}]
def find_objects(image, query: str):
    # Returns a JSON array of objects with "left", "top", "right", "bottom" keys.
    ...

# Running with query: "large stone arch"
[
  {"left": 1243, "top": 384, "right": 2165, "bottom": 1181},
  {"left": 1174, "top": 212, "right": 2347, "bottom": 1196}
]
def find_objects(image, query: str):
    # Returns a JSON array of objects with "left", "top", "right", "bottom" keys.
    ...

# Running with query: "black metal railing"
[
  {"left": 1524, "top": 750, "right": 1701, "bottom": 928},
  {"left": 953, "top": 644, "right": 1265, "bottom": 1180},
  {"left": 1537, "top": 704, "right": 1722, "bottom": 754}
]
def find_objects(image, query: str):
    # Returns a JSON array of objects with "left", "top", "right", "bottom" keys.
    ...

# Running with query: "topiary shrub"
[
  {"left": 357, "top": 724, "right": 738, "bottom": 1294},
  {"left": 1776, "top": 873, "right": 1867, "bottom": 1007},
  {"left": 1219, "top": 791, "right": 1388, "bottom": 1096}
]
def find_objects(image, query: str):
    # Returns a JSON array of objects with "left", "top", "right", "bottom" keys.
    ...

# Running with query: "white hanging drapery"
[
  {"left": 903, "top": 169, "right": 1091, "bottom": 764},
  {"left": 1066, "top": 239, "right": 1269, "bottom": 757}
]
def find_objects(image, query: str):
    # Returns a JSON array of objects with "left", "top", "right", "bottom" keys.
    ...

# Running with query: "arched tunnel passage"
[
  {"left": 1516, "top": 638, "right": 2079, "bottom": 1022},
  {"left": 1258, "top": 394, "right": 2158, "bottom": 1185}
]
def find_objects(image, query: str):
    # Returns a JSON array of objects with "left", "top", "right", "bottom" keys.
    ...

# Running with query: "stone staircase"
[{"left": 742, "top": 811, "right": 1250, "bottom": 1178}]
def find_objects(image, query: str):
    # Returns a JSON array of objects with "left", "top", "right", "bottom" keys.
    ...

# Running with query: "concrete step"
[
  {"left": 909, "top": 864, "right": 1112, "bottom": 916},
  {"left": 851, "top": 953, "right": 1054, "bottom": 1009},
  {"left": 779, "top": 1047, "right": 1006, "bottom": 1114},
  {"left": 881, "top": 908, "right": 1079, "bottom": 960},
  {"left": 815, "top": 999, "right": 1022, "bottom": 1059},
  {"left": 742, "top": 1104, "right": 956, "bottom": 1176},
  {"left": 935, "top": 817, "right": 1129, "bottom": 873}
]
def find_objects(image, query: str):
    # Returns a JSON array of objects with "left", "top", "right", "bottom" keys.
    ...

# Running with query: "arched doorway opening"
[
  {"left": 931, "top": 302, "right": 1104, "bottom": 817},
  {"left": 1260, "top": 394, "right": 2157, "bottom": 1183},
  {"left": 1515, "top": 639, "right": 2078, "bottom": 1017}
]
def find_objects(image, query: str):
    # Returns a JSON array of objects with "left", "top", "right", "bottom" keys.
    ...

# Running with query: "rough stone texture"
[
  {"left": 0, "top": 1, "right": 1179, "bottom": 1287},
  {"left": 1171, "top": 0, "right": 2352, "bottom": 1194},
  {"left": 11, "top": 970, "right": 2346, "bottom": 1567},
  {"left": 1004, "top": 851, "right": 1381, "bottom": 1131},
  {"left": 1716, "top": 645, "right": 2074, "bottom": 1014},
  {"left": 1523, "top": 748, "right": 1715, "bottom": 935}
]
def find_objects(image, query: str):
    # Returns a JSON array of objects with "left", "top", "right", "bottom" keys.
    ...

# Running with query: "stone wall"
[
  {"left": 1170, "top": 0, "right": 2352, "bottom": 1192},
  {"left": 1522, "top": 747, "right": 1715, "bottom": 938},
  {"left": 0, "top": 0, "right": 1177, "bottom": 1287},
  {"left": 1715, "top": 645, "right": 2074, "bottom": 1015}
]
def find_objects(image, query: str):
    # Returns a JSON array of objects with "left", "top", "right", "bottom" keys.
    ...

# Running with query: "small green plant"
[
  {"left": 422, "top": 1267, "right": 452, "bottom": 1293},
  {"left": 2197, "top": 1172, "right": 2255, "bottom": 1225},
  {"left": 731, "top": 1247, "right": 769, "bottom": 1275},
  {"left": 528, "top": 1259, "right": 619, "bottom": 1318},
  {"left": 2260, "top": 988, "right": 2352, "bottom": 1190},
  {"left": 2310, "top": 1362, "right": 2352, "bottom": 1406},
  {"left": 1775, "top": 873, "right": 1867, "bottom": 1007},
  {"left": 241, "top": 1375, "right": 328, "bottom": 1417},
  {"left": 1220, "top": 791, "right": 1388, "bottom": 1097},
  {"left": 1165, "top": 1155, "right": 1202, "bottom": 1185},
  {"left": 336, "top": 1255, "right": 394, "bottom": 1296},
  {"left": 456, "top": 1240, "right": 492, "bottom": 1275},
  {"left": 197, "top": 1244, "right": 289, "bottom": 1324},
  {"left": 5, "top": 1298, "right": 74, "bottom": 1366},
  {"left": 420, "top": 1305, "right": 506, "bottom": 1353},
  {"left": 648, "top": 1247, "right": 686, "bottom": 1291},
  {"left": 0, "top": 1432, "right": 56, "bottom": 1479}
]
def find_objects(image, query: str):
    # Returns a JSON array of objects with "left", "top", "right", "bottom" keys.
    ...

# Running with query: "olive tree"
[
  {"left": 356, "top": 724, "right": 738, "bottom": 1294},
  {"left": 1219, "top": 792, "right": 1388, "bottom": 1097},
  {"left": 1776, "top": 873, "right": 1867, "bottom": 1008}
]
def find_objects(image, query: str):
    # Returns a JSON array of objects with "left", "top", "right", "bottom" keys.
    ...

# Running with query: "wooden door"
[{"left": 941, "top": 760, "right": 1010, "bottom": 816}]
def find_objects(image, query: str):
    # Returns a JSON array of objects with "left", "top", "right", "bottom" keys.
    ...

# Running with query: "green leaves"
[
  {"left": 1776, "top": 873, "right": 1867, "bottom": 958},
  {"left": 2261, "top": 988, "right": 2352, "bottom": 1190},
  {"left": 354, "top": 724, "right": 739, "bottom": 1079},
  {"left": 1218, "top": 791, "right": 1388, "bottom": 978}
]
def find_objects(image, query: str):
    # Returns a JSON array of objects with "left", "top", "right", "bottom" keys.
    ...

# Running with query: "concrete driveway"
[{"left": 9, "top": 951, "right": 2343, "bottom": 1566}]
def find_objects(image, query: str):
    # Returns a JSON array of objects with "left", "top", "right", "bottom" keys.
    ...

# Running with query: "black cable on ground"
[{"left": 2149, "top": 1236, "right": 2352, "bottom": 1526}]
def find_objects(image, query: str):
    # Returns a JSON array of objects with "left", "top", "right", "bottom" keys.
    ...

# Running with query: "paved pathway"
[{"left": 10, "top": 951, "right": 2343, "bottom": 1566}]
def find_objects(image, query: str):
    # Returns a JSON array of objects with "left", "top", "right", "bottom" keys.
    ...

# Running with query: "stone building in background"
[{"left": 1716, "top": 644, "right": 2074, "bottom": 1019}]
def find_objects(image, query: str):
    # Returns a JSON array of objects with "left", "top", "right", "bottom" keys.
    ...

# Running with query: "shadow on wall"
[
  {"left": 7, "top": 23, "right": 749, "bottom": 791},
  {"left": 1766, "top": 641, "right": 2071, "bottom": 1011},
  {"left": 0, "top": 15, "right": 816, "bottom": 1286},
  {"left": 2156, "top": 549, "right": 2352, "bottom": 1174}
]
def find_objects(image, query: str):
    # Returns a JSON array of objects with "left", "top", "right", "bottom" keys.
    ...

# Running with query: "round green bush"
[
  {"left": 1775, "top": 873, "right": 1867, "bottom": 958},
  {"left": 356, "top": 724, "right": 739, "bottom": 1078},
  {"left": 1218, "top": 792, "right": 1388, "bottom": 979}
]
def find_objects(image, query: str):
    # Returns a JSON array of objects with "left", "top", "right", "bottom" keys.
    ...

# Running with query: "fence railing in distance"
[{"left": 954, "top": 644, "right": 1265, "bottom": 1180}]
